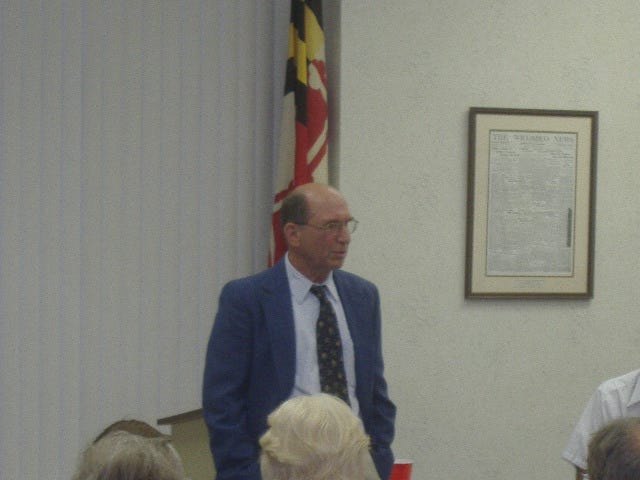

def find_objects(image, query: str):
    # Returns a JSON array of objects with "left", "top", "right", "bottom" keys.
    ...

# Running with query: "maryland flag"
[{"left": 269, "top": 0, "right": 329, "bottom": 266}]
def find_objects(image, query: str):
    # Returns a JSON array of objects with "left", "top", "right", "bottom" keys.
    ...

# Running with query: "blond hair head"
[{"left": 259, "top": 394, "right": 373, "bottom": 480}]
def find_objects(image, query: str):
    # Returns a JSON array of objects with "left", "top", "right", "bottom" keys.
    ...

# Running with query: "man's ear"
[{"left": 283, "top": 223, "right": 300, "bottom": 248}]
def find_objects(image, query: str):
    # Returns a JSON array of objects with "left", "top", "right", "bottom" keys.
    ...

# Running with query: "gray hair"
[{"left": 72, "top": 430, "right": 187, "bottom": 480}]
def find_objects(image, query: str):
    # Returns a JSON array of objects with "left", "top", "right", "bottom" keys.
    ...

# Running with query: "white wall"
[{"left": 339, "top": 2, "right": 640, "bottom": 480}]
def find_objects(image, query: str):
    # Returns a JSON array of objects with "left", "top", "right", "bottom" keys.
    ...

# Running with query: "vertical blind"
[{"left": 0, "top": 1, "right": 289, "bottom": 478}]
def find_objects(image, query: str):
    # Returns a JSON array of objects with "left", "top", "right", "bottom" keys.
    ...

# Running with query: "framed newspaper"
[{"left": 465, "top": 108, "right": 597, "bottom": 298}]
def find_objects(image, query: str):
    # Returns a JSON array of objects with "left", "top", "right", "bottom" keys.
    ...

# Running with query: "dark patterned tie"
[{"left": 310, "top": 285, "right": 350, "bottom": 405}]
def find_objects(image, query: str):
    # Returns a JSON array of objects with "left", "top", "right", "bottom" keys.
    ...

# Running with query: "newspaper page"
[{"left": 486, "top": 130, "right": 577, "bottom": 276}]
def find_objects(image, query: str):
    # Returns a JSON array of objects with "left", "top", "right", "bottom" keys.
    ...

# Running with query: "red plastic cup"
[{"left": 389, "top": 459, "right": 413, "bottom": 480}]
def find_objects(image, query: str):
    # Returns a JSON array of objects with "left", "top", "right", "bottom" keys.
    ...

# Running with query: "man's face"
[{"left": 289, "top": 188, "right": 352, "bottom": 283}]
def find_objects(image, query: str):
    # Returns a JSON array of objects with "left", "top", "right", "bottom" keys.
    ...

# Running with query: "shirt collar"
[
  {"left": 629, "top": 371, "right": 640, "bottom": 407},
  {"left": 284, "top": 252, "right": 337, "bottom": 304}
]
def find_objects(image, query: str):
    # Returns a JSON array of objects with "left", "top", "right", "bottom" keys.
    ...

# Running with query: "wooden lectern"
[{"left": 158, "top": 409, "right": 215, "bottom": 480}]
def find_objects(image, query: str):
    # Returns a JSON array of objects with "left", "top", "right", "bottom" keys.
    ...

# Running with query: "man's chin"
[{"left": 330, "top": 258, "right": 346, "bottom": 269}]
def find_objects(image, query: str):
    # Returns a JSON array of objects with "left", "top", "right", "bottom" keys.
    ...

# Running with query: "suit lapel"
[
  {"left": 261, "top": 260, "right": 296, "bottom": 394},
  {"left": 334, "top": 272, "right": 372, "bottom": 402}
]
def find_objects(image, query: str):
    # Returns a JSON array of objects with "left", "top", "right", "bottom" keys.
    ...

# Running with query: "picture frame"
[{"left": 465, "top": 107, "right": 597, "bottom": 298}]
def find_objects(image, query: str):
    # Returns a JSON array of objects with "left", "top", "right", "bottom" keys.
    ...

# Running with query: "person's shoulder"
[
  {"left": 222, "top": 263, "right": 285, "bottom": 293},
  {"left": 597, "top": 369, "right": 640, "bottom": 394}
]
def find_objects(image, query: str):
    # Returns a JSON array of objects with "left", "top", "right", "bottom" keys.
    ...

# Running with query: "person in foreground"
[
  {"left": 202, "top": 183, "right": 396, "bottom": 480},
  {"left": 587, "top": 417, "right": 640, "bottom": 480},
  {"left": 563, "top": 369, "right": 640, "bottom": 479},
  {"left": 260, "top": 394, "right": 380, "bottom": 480},
  {"left": 72, "top": 420, "right": 187, "bottom": 480}
]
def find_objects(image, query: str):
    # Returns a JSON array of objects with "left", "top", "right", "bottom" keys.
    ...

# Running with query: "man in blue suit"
[{"left": 202, "top": 183, "right": 396, "bottom": 480}]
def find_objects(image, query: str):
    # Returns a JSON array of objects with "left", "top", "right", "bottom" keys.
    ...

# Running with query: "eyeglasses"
[{"left": 296, "top": 219, "right": 358, "bottom": 234}]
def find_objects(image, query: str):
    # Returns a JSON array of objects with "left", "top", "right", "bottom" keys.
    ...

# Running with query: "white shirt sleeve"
[{"left": 562, "top": 385, "right": 625, "bottom": 470}]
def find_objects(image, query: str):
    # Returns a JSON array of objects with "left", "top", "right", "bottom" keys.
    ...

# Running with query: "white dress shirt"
[
  {"left": 563, "top": 369, "right": 640, "bottom": 470},
  {"left": 285, "top": 253, "right": 360, "bottom": 416}
]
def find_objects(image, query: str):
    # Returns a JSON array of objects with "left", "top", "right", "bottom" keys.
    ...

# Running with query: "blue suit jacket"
[{"left": 202, "top": 259, "right": 396, "bottom": 480}]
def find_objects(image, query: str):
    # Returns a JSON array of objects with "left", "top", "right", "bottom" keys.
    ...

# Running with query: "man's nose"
[{"left": 336, "top": 227, "right": 350, "bottom": 242}]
